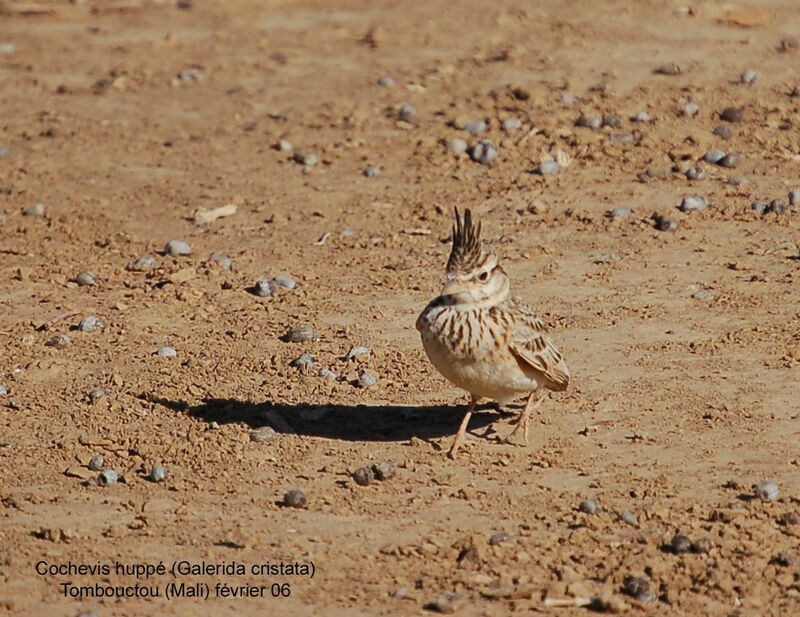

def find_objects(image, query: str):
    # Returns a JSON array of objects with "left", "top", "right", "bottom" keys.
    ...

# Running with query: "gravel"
[
  {"left": 560, "top": 93, "right": 576, "bottom": 105},
  {"left": 126, "top": 256, "right": 155, "bottom": 271},
  {"left": 75, "top": 272, "right": 97, "bottom": 286},
  {"left": 608, "top": 206, "right": 633, "bottom": 219},
  {"left": 283, "top": 325, "right": 315, "bottom": 342},
  {"left": 372, "top": 461, "right": 397, "bottom": 480},
  {"left": 713, "top": 125, "right": 732, "bottom": 139},
  {"left": 148, "top": 465, "right": 167, "bottom": 483},
  {"left": 488, "top": 531, "right": 511, "bottom": 545},
  {"left": 631, "top": 111, "right": 650, "bottom": 122},
  {"left": 0, "top": 385, "right": 7, "bottom": 395},
  {"left": 685, "top": 166, "right": 705, "bottom": 180},
  {"left": 254, "top": 278, "right": 276, "bottom": 296},
  {"left": 576, "top": 114, "right": 601, "bottom": 129},
  {"left": 352, "top": 466, "right": 375, "bottom": 486},
  {"left": 622, "top": 577, "right": 650, "bottom": 598},
  {"left": 579, "top": 499, "right": 600, "bottom": 514},
  {"left": 463, "top": 120, "right": 486, "bottom": 135},
  {"left": 789, "top": 189, "right": 800, "bottom": 205},
  {"left": 283, "top": 489, "right": 307, "bottom": 508},
  {"left": 79, "top": 316, "right": 105, "bottom": 332},
  {"left": 536, "top": 160, "right": 560, "bottom": 175},
  {"left": 755, "top": 481, "right": 779, "bottom": 501},
  {"left": 683, "top": 102, "right": 699, "bottom": 117},
  {"left": 720, "top": 106, "right": 744, "bottom": 122},
  {"left": 693, "top": 537, "right": 714, "bottom": 553},
  {"left": 358, "top": 370, "right": 377, "bottom": 388},
  {"left": 602, "top": 114, "right": 621, "bottom": 128},
  {"left": 398, "top": 103, "right": 417, "bottom": 124},
  {"left": 155, "top": 346, "right": 177, "bottom": 357},
  {"left": 751, "top": 200, "right": 767, "bottom": 214},
  {"left": 88, "top": 455, "right": 105, "bottom": 471},
  {"left": 272, "top": 273, "right": 295, "bottom": 289},
  {"left": 780, "top": 36, "right": 798, "bottom": 52},
  {"left": 345, "top": 345, "right": 372, "bottom": 360},
  {"left": 470, "top": 140, "right": 498, "bottom": 164},
  {"left": 318, "top": 368, "right": 337, "bottom": 379},
  {"left": 377, "top": 75, "right": 394, "bottom": 87},
  {"left": 250, "top": 426, "right": 277, "bottom": 443},
  {"left": 727, "top": 175, "right": 748, "bottom": 186},
  {"left": 654, "top": 215, "right": 679, "bottom": 232},
  {"left": 293, "top": 151, "right": 317, "bottom": 166},
  {"left": 502, "top": 117, "right": 522, "bottom": 132},
  {"left": 45, "top": 334, "right": 71, "bottom": 349},
  {"left": 24, "top": 203, "right": 45, "bottom": 216},
  {"left": 620, "top": 511, "right": 638, "bottom": 525},
  {"left": 178, "top": 67, "right": 204, "bottom": 82},
  {"left": 428, "top": 591, "right": 461, "bottom": 613},
  {"left": 88, "top": 388, "right": 107, "bottom": 403},
  {"left": 291, "top": 353, "right": 315, "bottom": 370},
  {"left": 275, "top": 139, "right": 292, "bottom": 152},
  {"left": 210, "top": 252, "right": 233, "bottom": 271},
  {"left": 703, "top": 149, "right": 726, "bottom": 164},
  {"left": 98, "top": 469, "right": 118, "bottom": 486},
  {"left": 693, "top": 290, "right": 713, "bottom": 300},
  {"left": 164, "top": 240, "right": 191, "bottom": 256},
  {"left": 448, "top": 138, "right": 468, "bottom": 155},
  {"left": 363, "top": 166, "right": 381, "bottom": 178},
  {"left": 766, "top": 199, "right": 787, "bottom": 214},
  {"left": 679, "top": 195, "right": 708, "bottom": 212},
  {"left": 740, "top": 69, "right": 758, "bottom": 85},
  {"left": 718, "top": 152, "right": 741, "bottom": 168},
  {"left": 670, "top": 533, "right": 693, "bottom": 554}
]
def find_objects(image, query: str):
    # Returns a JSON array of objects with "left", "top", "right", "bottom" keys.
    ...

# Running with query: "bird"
[{"left": 416, "top": 207, "right": 570, "bottom": 458}]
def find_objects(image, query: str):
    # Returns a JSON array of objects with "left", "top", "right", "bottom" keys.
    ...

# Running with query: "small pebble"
[
  {"left": 363, "top": 166, "right": 381, "bottom": 178},
  {"left": 670, "top": 534, "right": 693, "bottom": 554},
  {"left": 283, "top": 489, "right": 307, "bottom": 508},
  {"left": 579, "top": 499, "right": 600, "bottom": 514},
  {"left": 346, "top": 345, "right": 372, "bottom": 360},
  {"left": 602, "top": 114, "right": 621, "bottom": 128},
  {"left": 631, "top": 111, "right": 650, "bottom": 122},
  {"left": 727, "top": 175, "right": 748, "bottom": 186},
  {"left": 126, "top": 256, "right": 155, "bottom": 271},
  {"left": 272, "top": 273, "right": 295, "bottom": 289},
  {"left": 720, "top": 106, "right": 744, "bottom": 122},
  {"left": 0, "top": 385, "right": 7, "bottom": 395},
  {"left": 703, "top": 149, "right": 726, "bottom": 164},
  {"left": 692, "top": 537, "right": 714, "bottom": 553},
  {"left": 155, "top": 346, "right": 177, "bottom": 357},
  {"left": 284, "top": 325, "right": 315, "bottom": 342},
  {"left": 693, "top": 290, "right": 713, "bottom": 300},
  {"left": 679, "top": 194, "right": 708, "bottom": 212},
  {"left": 358, "top": 370, "right": 377, "bottom": 388},
  {"left": 210, "top": 252, "right": 233, "bottom": 271},
  {"left": 502, "top": 117, "right": 522, "bottom": 132},
  {"left": 620, "top": 511, "right": 638, "bottom": 525},
  {"left": 148, "top": 465, "right": 167, "bottom": 483},
  {"left": 88, "top": 388, "right": 106, "bottom": 403},
  {"left": 622, "top": 577, "right": 649, "bottom": 598},
  {"left": 470, "top": 140, "right": 498, "bottom": 164},
  {"left": 560, "top": 93, "right": 576, "bottom": 105},
  {"left": 75, "top": 272, "right": 97, "bottom": 286},
  {"left": 685, "top": 166, "right": 705, "bottom": 180},
  {"left": 740, "top": 69, "right": 757, "bottom": 85},
  {"left": 79, "top": 316, "right": 105, "bottom": 333},
  {"left": 713, "top": 125, "right": 732, "bottom": 140},
  {"left": 98, "top": 469, "right": 118, "bottom": 486},
  {"left": 372, "top": 461, "right": 397, "bottom": 480},
  {"left": 609, "top": 206, "right": 633, "bottom": 219},
  {"left": 0, "top": 42, "right": 14, "bottom": 55},
  {"left": 788, "top": 189, "right": 800, "bottom": 205},
  {"left": 488, "top": 531, "right": 511, "bottom": 545},
  {"left": 654, "top": 215, "right": 679, "bottom": 232},
  {"left": 656, "top": 62, "right": 685, "bottom": 75},
  {"left": 463, "top": 120, "right": 486, "bottom": 135},
  {"left": 448, "top": 138, "right": 468, "bottom": 155},
  {"left": 609, "top": 132, "right": 634, "bottom": 144},
  {"left": 352, "top": 466, "right": 375, "bottom": 486},
  {"left": 755, "top": 480, "right": 779, "bottom": 501},
  {"left": 683, "top": 102, "right": 699, "bottom": 117},
  {"left": 88, "top": 455, "right": 105, "bottom": 471},
  {"left": 780, "top": 36, "right": 798, "bottom": 52},
  {"left": 718, "top": 153, "right": 741, "bottom": 168},
  {"left": 428, "top": 591, "right": 461, "bottom": 614},
  {"left": 318, "top": 368, "right": 337, "bottom": 379},
  {"left": 751, "top": 200, "right": 768, "bottom": 214},
  {"left": 377, "top": 75, "right": 394, "bottom": 87},
  {"left": 393, "top": 587, "right": 407, "bottom": 598},
  {"left": 254, "top": 278, "right": 276, "bottom": 296},
  {"left": 164, "top": 240, "right": 191, "bottom": 256},
  {"left": 536, "top": 160, "right": 559, "bottom": 175},
  {"left": 766, "top": 199, "right": 788, "bottom": 215},
  {"left": 275, "top": 139, "right": 292, "bottom": 152},
  {"left": 291, "top": 353, "right": 315, "bottom": 369},
  {"left": 24, "top": 203, "right": 46, "bottom": 217},
  {"left": 45, "top": 334, "right": 71, "bottom": 349},
  {"left": 398, "top": 103, "right": 417, "bottom": 124},
  {"left": 576, "top": 114, "right": 601, "bottom": 129},
  {"left": 292, "top": 151, "right": 317, "bottom": 167},
  {"left": 250, "top": 426, "right": 277, "bottom": 443}
]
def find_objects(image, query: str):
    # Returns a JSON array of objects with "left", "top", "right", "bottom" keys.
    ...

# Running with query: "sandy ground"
[{"left": 1, "top": 0, "right": 800, "bottom": 615}]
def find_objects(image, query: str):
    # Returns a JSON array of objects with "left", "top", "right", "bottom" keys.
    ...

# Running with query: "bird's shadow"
[{"left": 147, "top": 395, "right": 516, "bottom": 443}]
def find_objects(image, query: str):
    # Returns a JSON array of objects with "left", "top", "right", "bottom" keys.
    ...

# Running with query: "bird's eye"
[{"left": 479, "top": 271, "right": 489, "bottom": 281}]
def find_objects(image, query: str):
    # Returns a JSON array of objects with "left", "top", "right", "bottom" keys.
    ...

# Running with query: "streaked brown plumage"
[{"left": 416, "top": 207, "right": 570, "bottom": 458}]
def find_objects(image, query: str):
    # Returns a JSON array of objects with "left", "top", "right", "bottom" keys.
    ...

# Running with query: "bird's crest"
[{"left": 446, "top": 207, "right": 485, "bottom": 275}]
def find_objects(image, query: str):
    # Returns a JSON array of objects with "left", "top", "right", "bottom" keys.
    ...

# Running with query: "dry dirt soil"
[{"left": 1, "top": 0, "right": 800, "bottom": 615}]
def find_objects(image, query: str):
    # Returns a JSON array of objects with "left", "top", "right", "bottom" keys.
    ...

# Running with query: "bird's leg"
[
  {"left": 506, "top": 390, "right": 542, "bottom": 445},
  {"left": 448, "top": 395, "right": 478, "bottom": 459}
]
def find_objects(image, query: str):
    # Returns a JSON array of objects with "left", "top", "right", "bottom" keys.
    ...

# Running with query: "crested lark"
[{"left": 416, "top": 207, "right": 570, "bottom": 458}]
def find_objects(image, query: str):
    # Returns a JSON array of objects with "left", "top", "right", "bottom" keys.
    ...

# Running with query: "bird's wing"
[{"left": 508, "top": 303, "right": 570, "bottom": 391}]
